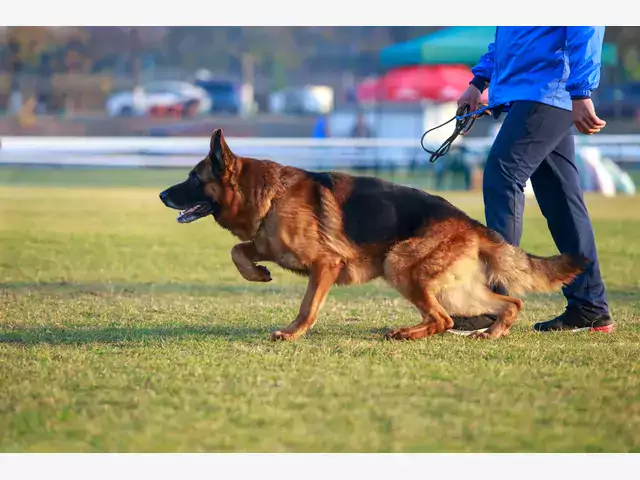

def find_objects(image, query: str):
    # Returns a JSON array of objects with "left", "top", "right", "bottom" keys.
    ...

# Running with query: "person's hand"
[
  {"left": 457, "top": 84, "right": 482, "bottom": 113},
  {"left": 572, "top": 98, "right": 606, "bottom": 135}
]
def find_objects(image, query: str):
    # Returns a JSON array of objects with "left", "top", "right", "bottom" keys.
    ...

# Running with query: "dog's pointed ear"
[{"left": 209, "top": 128, "right": 232, "bottom": 176}]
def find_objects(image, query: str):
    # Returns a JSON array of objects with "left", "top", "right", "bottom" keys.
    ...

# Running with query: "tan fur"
[
  {"left": 174, "top": 129, "right": 586, "bottom": 341},
  {"left": 477, "top": 228, "right": 585, "bottom": 296}
]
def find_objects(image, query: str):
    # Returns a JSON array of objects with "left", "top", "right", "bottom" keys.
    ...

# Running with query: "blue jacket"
[{"left": 471, "top": 27, "right": 605, "bottom": 111}]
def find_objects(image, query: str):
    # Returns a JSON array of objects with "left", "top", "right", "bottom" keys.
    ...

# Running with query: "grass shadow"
[
  {"left": 0, "top": 324, "right": 272, "bottom": 346},
  {"left": 3, "top": 282, "right": 639, "bottom": 305},
  {"left": 0, "top": 280, "right": 300, "bottom": 297},
  {"left": 0, "top": 280, "right": 396, "bottom": 300}
]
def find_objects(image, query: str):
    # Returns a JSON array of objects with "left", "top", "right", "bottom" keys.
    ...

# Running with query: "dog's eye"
[{"left": 189, "top": 172, "right": 202, "bottom": 186}]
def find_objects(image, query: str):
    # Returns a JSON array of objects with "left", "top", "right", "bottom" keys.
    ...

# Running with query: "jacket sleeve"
[
  {"left": 470, "top": 41, "right": 495, "bottom": 93},
  {"left": 565, "top": 26, "right": 605, "bottom": 99}
]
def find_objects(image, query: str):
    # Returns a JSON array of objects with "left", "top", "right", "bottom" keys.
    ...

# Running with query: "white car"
[
  {"left": 268, "top": 86, "right": 334, "bottom": 115},
  {"left": 105, "top": 81, "right": 212, "bottom": 117}
]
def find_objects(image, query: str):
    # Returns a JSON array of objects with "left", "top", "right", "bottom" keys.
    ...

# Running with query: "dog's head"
[{"left": 159, "top": 128, "right": 236, "bottom": 224}]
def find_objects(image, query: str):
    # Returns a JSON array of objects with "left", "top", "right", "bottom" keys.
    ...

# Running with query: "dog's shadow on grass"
[{"left": 0, "top": 324, "right": 273, "bottom": 346}]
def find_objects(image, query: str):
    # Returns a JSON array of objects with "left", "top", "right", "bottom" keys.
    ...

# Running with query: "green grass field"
[{"left": 1, "top": 167, "right": 639, "bottom": 453}]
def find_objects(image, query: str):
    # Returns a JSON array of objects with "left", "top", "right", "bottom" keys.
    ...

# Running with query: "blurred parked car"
[
  {"left": 193, "top": 78, "right": 241, "bottom": 114},
  {"left": 105, "top": 81, "right": 212, "bottom": 117},
  {"left": 268, "top": 86, "right": 334, "bottom": 116}
]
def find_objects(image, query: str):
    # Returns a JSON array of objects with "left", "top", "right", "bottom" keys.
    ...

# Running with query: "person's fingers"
[
  {"left": 581, "top": 112, "right": 601, "bottom": 130},
  {"left": 573, "top": 100, "right": 606, "bottom": 135},
  {"left": 457, "top": 91, "right": 469, "bottom": 107},
  {"left": 574, "top": 119, "right": 591, "bottom": 135},
  {"left": 574, "top": 111, "right": 603, "bottom": 132},
  {"left": 578, "top": 104, "right": 606, "bottom": 127},
  {"left": 582, "top": 125, "right": 601, "bottom": 135},
  {"left": 591, "top": 113, "right": 606, "bottom": 128},
  {"left": 584, "top": 115, "right": 606, "bottom": 132},
  {"left": 575, "top": 121, "right": 601, "bottom": 135},
  {"left": 458, "top": 86, "right": 481, "bottom": 110},
  {"left": 458, "top": 96, "right": 472, "bottom": 108}
]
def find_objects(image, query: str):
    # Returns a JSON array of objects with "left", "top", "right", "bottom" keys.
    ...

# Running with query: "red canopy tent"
[{"left": 356, "top": 64, "right": 489, "bottom": 104}]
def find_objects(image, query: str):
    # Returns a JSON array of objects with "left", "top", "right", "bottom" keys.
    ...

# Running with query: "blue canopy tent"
[{"left": 380, "top": 26, "right": 619, "bottom": 70}]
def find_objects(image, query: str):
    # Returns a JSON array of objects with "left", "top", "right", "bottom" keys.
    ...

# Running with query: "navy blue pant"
[{"left": 483, "top": 100, "right": 609, "bottom": 315}]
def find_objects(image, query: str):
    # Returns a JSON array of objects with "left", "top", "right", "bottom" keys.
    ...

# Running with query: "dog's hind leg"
[
  {"left": 383, "top": 289, "right": 453, "bottom": 340},
  {"left": 440, "top": 275, "right": 524, "bottom": 339},
  {"left": 468, "top": 292, "right": 523, "bottom": 340},
  {"left": 231, "top": 242, "right": 272, "bottom": 282},
  {"left": 383, "top": 233, "right": 473, "bottom": 340},
  {"left": 271, "top": 260, "right": 342, "bottom": 341}
]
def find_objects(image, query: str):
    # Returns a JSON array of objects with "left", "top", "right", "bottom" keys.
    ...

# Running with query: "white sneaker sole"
[{"left": 446, "top": 327, "right": 489, "bottom": 336}]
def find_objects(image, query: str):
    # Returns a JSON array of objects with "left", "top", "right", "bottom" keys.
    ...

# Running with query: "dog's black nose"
[{"left": 159, "top": 191, "right": 168, "bottom": 204}]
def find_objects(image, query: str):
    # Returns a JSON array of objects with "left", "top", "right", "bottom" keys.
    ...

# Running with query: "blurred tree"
[
  {"left": 243, "top": 27, "right": 304, "bottom": 90},
  {"left": 605, "top": 27, "right": 640, "bottom": 81},
  {"left": 6, "top": 27, "right": 47, "bottom": 72},
  {"left": 4, "top": 25, "right": 637, "bottom": 108}
]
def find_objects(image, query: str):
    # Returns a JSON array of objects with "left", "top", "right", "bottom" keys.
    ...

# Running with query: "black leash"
[{"left": 420, "top": 104, "right": 491, "bottom": 163}]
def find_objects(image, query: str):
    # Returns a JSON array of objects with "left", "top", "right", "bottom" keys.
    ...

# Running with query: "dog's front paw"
[
  {"left": 253, "top": 265, "right": 272, "bottom": 282},
  {"left": 270, "top": 330, "right": 296, "bottom": 341},
  {"left": 384, "top": 327, "right": 412, "bottom": 341},
  {"left": 241, "top": 264, "right": 272, "bottom": 282}
]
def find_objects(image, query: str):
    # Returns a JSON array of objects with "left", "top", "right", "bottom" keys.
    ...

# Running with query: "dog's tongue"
[{"left": 177, "top": 205, "right": 205, "bottom": 224}]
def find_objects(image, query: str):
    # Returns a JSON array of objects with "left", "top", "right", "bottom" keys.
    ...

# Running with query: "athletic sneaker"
[
  {"left": 533, "top": 305, "right": 614, "bottom": 333},
  {"left": 447, "top": 315, "right": 497, "bottom": 336}
]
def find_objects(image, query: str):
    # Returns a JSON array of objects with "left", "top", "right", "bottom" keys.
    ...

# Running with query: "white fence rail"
[{"left": 1, "top": 135, "right": 640, "bottom": 170}]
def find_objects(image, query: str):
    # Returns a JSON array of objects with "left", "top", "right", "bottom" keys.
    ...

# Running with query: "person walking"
[{"left": 449, "top": 27, "right": 614, "bottom": 334}]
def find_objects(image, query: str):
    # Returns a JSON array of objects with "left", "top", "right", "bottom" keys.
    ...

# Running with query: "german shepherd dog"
[{"left": 159, "top": 129, "right": 586, "bottom": 341}]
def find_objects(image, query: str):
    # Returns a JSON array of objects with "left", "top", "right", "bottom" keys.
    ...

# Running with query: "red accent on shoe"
[{"left": 590, "top": 324, "right": 614, "bottom": 333}]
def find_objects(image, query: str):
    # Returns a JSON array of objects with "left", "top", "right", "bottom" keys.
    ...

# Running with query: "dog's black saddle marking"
[{"left": 305, "top": 171, "right": 463, "bottom": 246}]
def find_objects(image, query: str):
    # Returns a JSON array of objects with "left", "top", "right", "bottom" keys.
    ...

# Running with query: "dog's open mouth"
[{"left": 177, "top": 203, "right": 213, "bottom": 224}]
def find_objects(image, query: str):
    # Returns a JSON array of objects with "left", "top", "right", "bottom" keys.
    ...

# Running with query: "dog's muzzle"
[{"left": 159, "top": 189, "right": 215, "bottom": 224}]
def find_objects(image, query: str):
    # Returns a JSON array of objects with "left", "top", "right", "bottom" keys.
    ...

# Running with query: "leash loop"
[{"left": 420, "top": 104, "right": 492, "bottom": 163}]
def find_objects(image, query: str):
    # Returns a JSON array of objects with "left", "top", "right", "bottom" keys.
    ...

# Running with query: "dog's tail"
[{"left": 477, "top": 226, "right": 588, "bottom": 296}]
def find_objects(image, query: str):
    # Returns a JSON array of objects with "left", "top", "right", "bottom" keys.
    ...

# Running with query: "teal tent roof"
[{"left": 379, "top": 26, "right": 618, "bottom": 70}]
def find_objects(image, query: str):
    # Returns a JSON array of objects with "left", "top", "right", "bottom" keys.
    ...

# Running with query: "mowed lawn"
[{"left": 0, "top": 167, "right": 639, "bottom": 453}]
